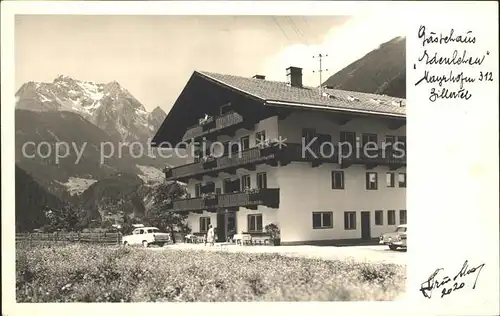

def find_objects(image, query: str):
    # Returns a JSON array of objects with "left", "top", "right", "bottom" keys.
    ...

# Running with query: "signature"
[{"left": 419, "top": 260, "right": 485, "bottom": 299}]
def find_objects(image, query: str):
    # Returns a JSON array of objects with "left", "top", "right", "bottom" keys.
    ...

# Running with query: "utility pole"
[{"left": 313, "top": 53, "right": 328, "bottom": 95}]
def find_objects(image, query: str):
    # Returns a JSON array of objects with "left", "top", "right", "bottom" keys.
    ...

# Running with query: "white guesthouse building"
[{"left": 152, "top": 67, "right": 406, "bottom": 245}]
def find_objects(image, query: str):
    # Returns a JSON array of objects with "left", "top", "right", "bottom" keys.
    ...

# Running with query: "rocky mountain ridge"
[{"left": 16, "top": 75, "right": 167, "bottom": 142}]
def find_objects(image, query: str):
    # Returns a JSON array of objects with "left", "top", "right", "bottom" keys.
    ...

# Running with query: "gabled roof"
[{"left": 197, "top": 71, "right": 406, "bottom": 117}]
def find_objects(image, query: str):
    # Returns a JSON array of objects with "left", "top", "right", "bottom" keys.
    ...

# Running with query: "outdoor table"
[{"left": 233, "top": 234, "right": 251, "bottom": 245}]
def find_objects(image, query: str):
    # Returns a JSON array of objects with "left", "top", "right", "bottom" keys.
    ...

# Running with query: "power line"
[
  {"left": 287, "top": 16, "right": 308, "bottom": 45},
  {"left": 301, "top": 16, "right": 312, "bottom": 34},
  {"left": 272, "top": 17, "right": 291, "bottom": 42},
  {"left": 313, "top": 53, "right": 329, "bottom": 94}
]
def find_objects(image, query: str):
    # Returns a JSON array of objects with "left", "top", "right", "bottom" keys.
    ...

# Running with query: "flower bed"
[{"left": 16, "top": 244, "right": 405, "bottom": 302}]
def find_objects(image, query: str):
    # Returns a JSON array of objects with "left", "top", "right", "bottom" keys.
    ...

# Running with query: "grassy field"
[{"left": 16, "top": 244, "right": 406, "bottom": 302}]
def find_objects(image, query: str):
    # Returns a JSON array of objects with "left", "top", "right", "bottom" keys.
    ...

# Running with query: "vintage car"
[
  {"left": 122, "top": 226, "right": 171, "bottom": 247},
  {"left": 379, "top": 224, "right": 407, "bottom": 250},
  {"left": 389, "top": 231, "right": 407, "bottom": 250}
]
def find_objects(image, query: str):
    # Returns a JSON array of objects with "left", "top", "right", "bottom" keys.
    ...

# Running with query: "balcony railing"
[
  {"left": 164, "top": 146, "right": 276, "bottom": 181},
  {"left": 171, "top": 197, "right": 206, "bottom": 212},
  {"left": 164, "top": 142, "right": 406, "bottom": 181},
  {"left": 280, "top": 143, "right": 406, "bottom": 165},
  {"left": 182, "top": 111, "right": 245, "bottom": 141},
  {"left": 167, "top": 188, "right": 280, "bottom": 212}
]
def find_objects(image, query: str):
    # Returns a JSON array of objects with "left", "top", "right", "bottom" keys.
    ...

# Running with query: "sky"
[{"left": 15, "top": 14, "right": 404, "bottom": 113}]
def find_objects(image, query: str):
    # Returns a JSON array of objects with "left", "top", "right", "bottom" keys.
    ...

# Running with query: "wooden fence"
[{"left": 15, "top": 232, "right": 123, "bottom": 246}]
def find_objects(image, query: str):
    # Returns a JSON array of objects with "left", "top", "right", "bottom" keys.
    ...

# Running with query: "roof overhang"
[
  {"left": 264, "top": 100, "right": 406, "bottom": 120},
  {"left": 152, "top": 71, "right": 407, "bottom": 148}
]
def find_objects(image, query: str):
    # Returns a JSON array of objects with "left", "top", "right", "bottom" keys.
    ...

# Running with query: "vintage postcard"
[{"left": 1, "top": 1, "right": 498, "bottom": 315}]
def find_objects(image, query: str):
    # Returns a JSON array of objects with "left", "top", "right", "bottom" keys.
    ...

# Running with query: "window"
[
  {"left": 240, "top": 136, "right": 250, "bottom": 150},
  {"left": 255, "top": 130, "right": 266, "bottom": 147},
  {"left": 312, "top": 212, "right": 333, "bottom": 229},
  {"left": 386, "top": 172, "right": 395, "bottom": 187},
  {"left": 344, "top": 212, "right": 356, "bottom": 230},
  {"left": 317, "top": 134, "right": 333, "bottom": 157},
  {"left": 331, "top": 171, "right": 344, "bottom": 189},
  {"left": 248, "top": 214, "right": 263, "bottom": 232},
  {"left": 340, "top": 131, "right": 356, "bottom": 151},
  {"left": 302, "top": 128, "right": 316, "bottom": 144},
  {"left": 362, "top": 133, "right": 378, "bottom": 149},
  {"left": 215, "top": 187, "right": 221, "bottom": 194},
  {"left": 204, "top": 181, "right": 215, "bottom": 194},
  {"left": 375, "top": 210, "right": 384, "bottom": 225},
  {"left": 385, "top": 135, "right": 396, "bottom": 146},
  {"left": 223, "top": 178, "right": 232, "bottom": 193},
  {"left": 228, "top": 142, "right": 240, "bottom": 153},
  {"left": 220, "top": 103, "right": 231, "bottom": 115},
  {"left": 396, "top": 226, "right": 407, "bottom": 232},
  {"left": 195, "top": 183, "right": 202, "bottom": 197},
  {"left": 232, "top": 178, "right": 240, "bottom": 193},
  {"left": 396, "top": 136, "right": 406, "bottom": 152},
  {"left": 399, "top": 210, "right": 407, "bottom": 224},
  {"left": 398, "top": 173, "right": 407, "bottom": 188},
  {"left": 366, "top": 172, "right": 378, "bottom": 190},
  {"left": 200, "top": 217, "right": 211, "bottom": 233},
  {"left": 241, "top": 175, "right": 251, "bottom": 190},
  {"left": 388, "top": 210, "right": 396, "bottom": 225},
  {"left": 384, "top": 135, "right": 396, "bottom": 158},
  {"left": 222, "top": 141, "right": 230, "bottom": 155},
  {"left": 257, "top": 172, "right": 267, "bottom": 189}
]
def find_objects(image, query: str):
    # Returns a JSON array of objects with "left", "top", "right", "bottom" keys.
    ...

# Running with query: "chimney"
[
  {"left": 286, "top": 66, "right": 302, "bottom": 88},
  {"left": 252, "top": 74, "right": 266, "bottom": 80}
]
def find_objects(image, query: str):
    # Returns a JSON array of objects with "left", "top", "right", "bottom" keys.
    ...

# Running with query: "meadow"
[{"left": 16, "top": 244, "right": 406, "bottom": 302}]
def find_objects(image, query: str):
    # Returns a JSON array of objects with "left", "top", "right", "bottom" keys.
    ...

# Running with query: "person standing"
[{"left": 206, "top": 224, "right": 215, "bottom": 246}]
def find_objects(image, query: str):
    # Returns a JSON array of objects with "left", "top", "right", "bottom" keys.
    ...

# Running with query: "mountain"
[
  {"left": 15, "top": 166, "right": 63, "bottom": 232},
  {"left": 16, "top": 75, "right": 167, "bottom": 142},
  {"left": 322, "top": 37, "right": 406, "bottom": 98},
  {"left": 149, "top": 106, "right": 168, "bottom": 135},
  {"left": 78, "top": 173, "right": 146, "bottom": 225},
  {"left": 15, "top": 109, "right": 184, "bottom": 197}
]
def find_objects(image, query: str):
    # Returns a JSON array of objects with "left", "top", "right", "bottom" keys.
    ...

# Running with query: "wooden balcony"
[
  {"left": 182, "top": 111, "right": 246, "bottom": 142},
  {"left": 218, "top": 188, "right": 280, "bottom": 209},
  {"left": 278, "top": 143, "right": 406, "bottom": 169},
  {"left": 340, "top": 148, "right": 406, "bottom": 169},
  {"left": 164, "top": 142, "right": 406, "bottom": 181},
  {"left": 164, "top": 146, "right": 277, "bottom": 181},
  {"left": 171, "top": 197, "right": 206, "bottom": 212},
  {"left": 167, "top": 188, "right": 280, "bottom": 212}
]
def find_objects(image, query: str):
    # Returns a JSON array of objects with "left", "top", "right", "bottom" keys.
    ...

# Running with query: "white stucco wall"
[
  {"left": 276, "top": 111, "right": 406, "bottom": 243},
  {"left": 180, "top": 110, "right": 406, "bottom": 243},
  {"left": 276, "top": 162, "right": 406, "bottom": 243},
  {"left": 235, "top": 206, "right": 279, "bottom": 234},
  {"left": 186, "top": 211, "right": 217, "bottom": 234},
  {"left": 185, "top": 205, "right": 279, "bottom": 235}
]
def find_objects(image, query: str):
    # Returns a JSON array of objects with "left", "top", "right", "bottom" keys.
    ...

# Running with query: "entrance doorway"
[
  {"left": 216, "top": 211, "right": 237, "bottom": 242},
  {"left": 361, "top": 211, "right": 371, "bottom": 240},
  {"left": 216, "top": 213, "right": 225, "bottom": 242}
]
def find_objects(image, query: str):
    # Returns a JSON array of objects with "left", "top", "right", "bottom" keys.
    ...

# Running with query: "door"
[
  {"left": 361, "top": 211, "right": 371, "bottom": 240},
  {"left": 232, "top": 179, "right": 241, "bottom": 193},
  {"left": 216, "top": 213, "right": 226, "bottom": 242},
  {"left": 340, "top": 131, "right": 356, "bottom": 156},
  {"left": 226, "top": 211, "right": 236, "bottom": 240}
]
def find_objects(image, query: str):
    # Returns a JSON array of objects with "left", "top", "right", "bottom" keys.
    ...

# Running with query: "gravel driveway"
[{"left": 151, "top": 243, "right": 406, "bottom": 265}]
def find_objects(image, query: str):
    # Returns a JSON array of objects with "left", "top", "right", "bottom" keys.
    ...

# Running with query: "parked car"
[
  {"left": 389, "top": 231, "right": 407, "bottom": 250},
  {"left": 122, "top": 227, "right": 171, "bottom": 247},
  {"left": 379, "top": 224, "right": 407, "bottom": 250}
]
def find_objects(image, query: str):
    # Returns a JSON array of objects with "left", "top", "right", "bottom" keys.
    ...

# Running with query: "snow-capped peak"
[{"left": 15, "top": 76, "right": 164, "bottom": 142}]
